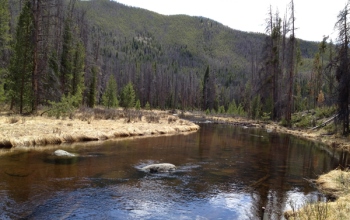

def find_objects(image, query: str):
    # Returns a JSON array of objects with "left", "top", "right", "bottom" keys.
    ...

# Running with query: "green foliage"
[
  {"left": 280, "top": 117, "right": 289, "bottom": 127},
  {"left": 88, "top": 66, "right": 98, "bottom": 108},
  {"left": 227, "top": 100, "right": 246, "bottom": 117},
  {"left": 121, "top": 82, "right": 136, "bottom": 109},
  {"left": 102, "top": 75, "right": 118, "bottom": 108},
  {"left": 250, "top": 94, "right": 261, "bottom": 119},
  {"left": 315, "top": 105, "right": 337, "bottom": 119},
  {"left": 135, "top": 99, "right": 141, "bottom": 110},
  {"left": 74, "top": 0, "right": 320, "bottom": 112},
  {"left": 0, "top": 0, "right": 11, "bottom": 59},
  {"left": 202, "top": 65, "right": 209, "bottom": 110},
  {"left": 218, "top": 105, "right": 225, "bottom": 114},
  {"left": 291, "top": 113, "right": 313, "bottom": 128},
  {"left": 60, "top": 18, "right": 74, "bottom": 96},
  {"left": 0, "top": 80, "right": 6, "bottom": 104},
  {"left": 261, "top": 112, "right": 271, "bottom": 121},
  {"left": 227, "top": 100, "right": 237, "bottom": 114},
  {"left": 47, "top": 95, "right": 80, "bottom": 119},
  {"left": 71, "top": 41, "right": 85, "bottom": 104},
  {"left": 144, "top": 101, "right": 150, "bottom": 110},
  {"left": 8, "top": 0, "right": 34, "bottom": 114},
  {"left": 205, "top": 108, "right": 210, "bottom": 115},
  {"left": 0, "top": 68, "right": 8, "bottom": 104}
]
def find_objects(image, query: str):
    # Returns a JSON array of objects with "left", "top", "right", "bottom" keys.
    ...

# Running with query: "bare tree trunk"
[{"left": 286, "top": 0, "right": 295, "bottom": 126}]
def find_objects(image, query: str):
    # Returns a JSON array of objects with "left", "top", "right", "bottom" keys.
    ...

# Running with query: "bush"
[
  {"left": 218, "top": 105, "right": 225, "bottom": 114},
  {"left": 205, "top": 109, "right": 210, "bottom": 115},
  {"left": 145, "top": 101, "right": 151, "bottom": 110},
  {"left": 47, "top": 95, "right": 80, "bottom": 119},
  {"left": 135, "top": 99, "right": 141, "bottom": 110},
  {"left": 315, "top": 106, "right": 337, "bottom": 119}
]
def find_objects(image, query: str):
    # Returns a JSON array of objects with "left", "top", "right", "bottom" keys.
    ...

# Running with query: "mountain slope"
[{"left": 75, "top": 0, "right": 320, "bottom": 110}]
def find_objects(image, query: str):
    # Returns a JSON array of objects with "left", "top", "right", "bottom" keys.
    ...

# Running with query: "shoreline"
[
  {"left": 191, "top": 113, "right": 350, "bottom": 152},
  {"left": 2, "top": 110, "right": 349, "bottom": 217},
  {"left": 189, "top": 113, "right": 350, "bottom": 219},
  {"left": 0, "top": 110, "right": 199, "bottom": 150}
]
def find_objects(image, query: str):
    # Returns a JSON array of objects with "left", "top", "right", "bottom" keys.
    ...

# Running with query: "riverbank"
[
  {"left": 1, "top": 108, "right": 349, "bottom": 217},
  {"left": 188, "top": 111, "right": 350, "bottom": 151},
  {"left": 0, "top": 108, "right": 199, "bottom": 150},
  {"left": 185, "top": 112, "right": 350, "bottom": 219}
]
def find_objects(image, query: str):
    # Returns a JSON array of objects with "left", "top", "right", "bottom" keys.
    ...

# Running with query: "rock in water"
[
  {"left": 53, "top": 149, "right": 75, "bottom": 157},
  {"left": 141, "top": 163, "right": 176, "bottom": 173}
]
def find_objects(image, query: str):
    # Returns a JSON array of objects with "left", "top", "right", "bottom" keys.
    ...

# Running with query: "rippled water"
[{"left": 0, "top": 123, "right": 348, "bottom": 219}]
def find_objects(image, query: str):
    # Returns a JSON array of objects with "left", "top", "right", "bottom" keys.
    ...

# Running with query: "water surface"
[{"left": 0, "top": 123, "right": 347, "bottom": 219}]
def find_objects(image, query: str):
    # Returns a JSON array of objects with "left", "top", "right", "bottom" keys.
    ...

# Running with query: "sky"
[{"left": 114, "top": 0, "right": 348, "bottom": 42}]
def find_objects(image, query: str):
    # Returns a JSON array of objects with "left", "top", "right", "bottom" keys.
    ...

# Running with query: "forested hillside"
[{"left": 0, "top": 0, "right": 333, "bottom": 122}]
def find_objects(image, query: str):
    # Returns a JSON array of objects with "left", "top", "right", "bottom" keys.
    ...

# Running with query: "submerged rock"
[
  {"left": 53, "top": 149, "right": 75, "bottom": 157},
  {"left": 141, "top": 163, "right": 176, "bottom": 173}
]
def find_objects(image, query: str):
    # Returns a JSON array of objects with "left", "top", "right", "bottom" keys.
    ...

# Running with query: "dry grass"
[
  {"left": 0, "top": 108, "right": 199, "bottom": 150},
  {"left": 285, "top": 169, "right": 350, "bottom": 219}
]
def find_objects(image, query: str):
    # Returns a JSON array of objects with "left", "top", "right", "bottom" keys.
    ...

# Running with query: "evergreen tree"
[
  {"left": 8, "top": 0, "right": 34, "bottom": 113},
  {"left": 88, "top": 66, "right": 97, "bottom": 108},
  {"left": 135, "top": 99, "right": 141, "bottom": 110},
  {"left": 121, "top": 82, "right": 136, "bottom": 109},
  {"left": 60, "top": 18, "right": 74, "bottom": 96},
  {"left": 0, "top": 0, "right": 11, "bottom": 67},
  {"left": 102, "top": 74, "right": 118, "bottom": 108},
  {"left": 202, "top": 65, "right": 209, "bottom": 110},
  {"left": 335, "top": 2, "right": 350, "bottom": 135},
  {"left": 71, "top": 40, "right": 85, "bottom": 105}
]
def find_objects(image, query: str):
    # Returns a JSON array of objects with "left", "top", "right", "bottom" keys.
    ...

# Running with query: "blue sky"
[{"left": 115, "top": 0, "right": 347, "bottom": 42}]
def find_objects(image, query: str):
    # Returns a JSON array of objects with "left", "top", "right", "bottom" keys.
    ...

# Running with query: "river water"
[{"left": 0, "top": 123, "right": 348, "bottom": 219}]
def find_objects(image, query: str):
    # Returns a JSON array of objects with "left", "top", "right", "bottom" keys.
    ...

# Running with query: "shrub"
[
  {"left": 218, "top": 105, "right": 225, "bottom": 114},
  {"left": 47, "top": 95, "right": 80, "bottom": 119},
  {"left": 145, "top": 101, "right": 151, "bottom": 110},
  {"left": 135, "top": 99, "right": 141, "bottom": 110}
]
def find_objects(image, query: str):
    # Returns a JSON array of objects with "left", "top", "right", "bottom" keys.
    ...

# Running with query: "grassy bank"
[
  {"left": 2, "top": 106, "right": 350, "bottom": 218},
  {"left": 0, "top": 108, "right": 199, "bottom": 150},
  {"left": 284, "top": 169, "right": 350, "bottom": 219}
]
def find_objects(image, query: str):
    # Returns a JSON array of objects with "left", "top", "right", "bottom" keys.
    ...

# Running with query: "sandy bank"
[{"left": 0, "top": 110, "right": 199, "bottom": 148}]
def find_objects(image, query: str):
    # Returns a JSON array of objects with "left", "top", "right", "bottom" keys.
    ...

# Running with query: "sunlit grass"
[{"left": 285, "top": 169, "right": 350, "bottom": 219}]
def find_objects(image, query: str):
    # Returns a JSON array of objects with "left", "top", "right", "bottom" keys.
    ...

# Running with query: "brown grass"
[
  {"left": 0, "top": 108, "right": 199, "bottom": 150},
  {"left": 284, "top": 169, "right": 350, "bottom": 219}
]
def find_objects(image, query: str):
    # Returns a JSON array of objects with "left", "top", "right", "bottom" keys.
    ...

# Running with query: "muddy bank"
[{"left": 0, "top": 110, "right": 199, "bottom": 149}]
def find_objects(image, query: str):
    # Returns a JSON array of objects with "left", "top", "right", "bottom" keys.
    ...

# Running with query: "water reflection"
[{"left": 0, "top": 124, "right": 347, "bottom": 219}]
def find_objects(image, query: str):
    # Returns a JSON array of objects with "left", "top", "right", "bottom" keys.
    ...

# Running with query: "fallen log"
[{"left": 311, "top": 114, "right": 338, "bottom": 130}]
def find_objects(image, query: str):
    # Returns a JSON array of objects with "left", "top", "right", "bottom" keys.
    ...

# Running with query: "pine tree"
[
  {"left": 0, "top": 0, "right": 11, "bottom": 66},
  {"left": 0, "top": 0, "right": 11, "bottom": 105},
  {"left": 8, "top": 0, "right": 34, "bottom": 113},
  {"left": 121, "top": 82, "right": 136, "bottom": 109},
  {"left": 60, "top": 18, "right": 74, "bottom": 96},
  {"left": 88, "top": 66, "right": 97, "bottom": 108},
  {"left": 202, "top": 65, "right": 209, "bottom": 110},
  {"left": 71, "top": 40, "right": 85, "bottom": 105},
  {"left": 102, "top": 75, "right": 118, "bottom": 108},
  {"left": 335, "top": 2, "right": 350, "bottom": 135}
]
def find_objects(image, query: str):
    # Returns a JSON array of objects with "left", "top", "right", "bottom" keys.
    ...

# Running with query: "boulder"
[
  {"left": 141, "top": 163, "right": 176, "bottom": 173},
  {"left": 53, "top": 149, "right": 75, "bottom": 157}
]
